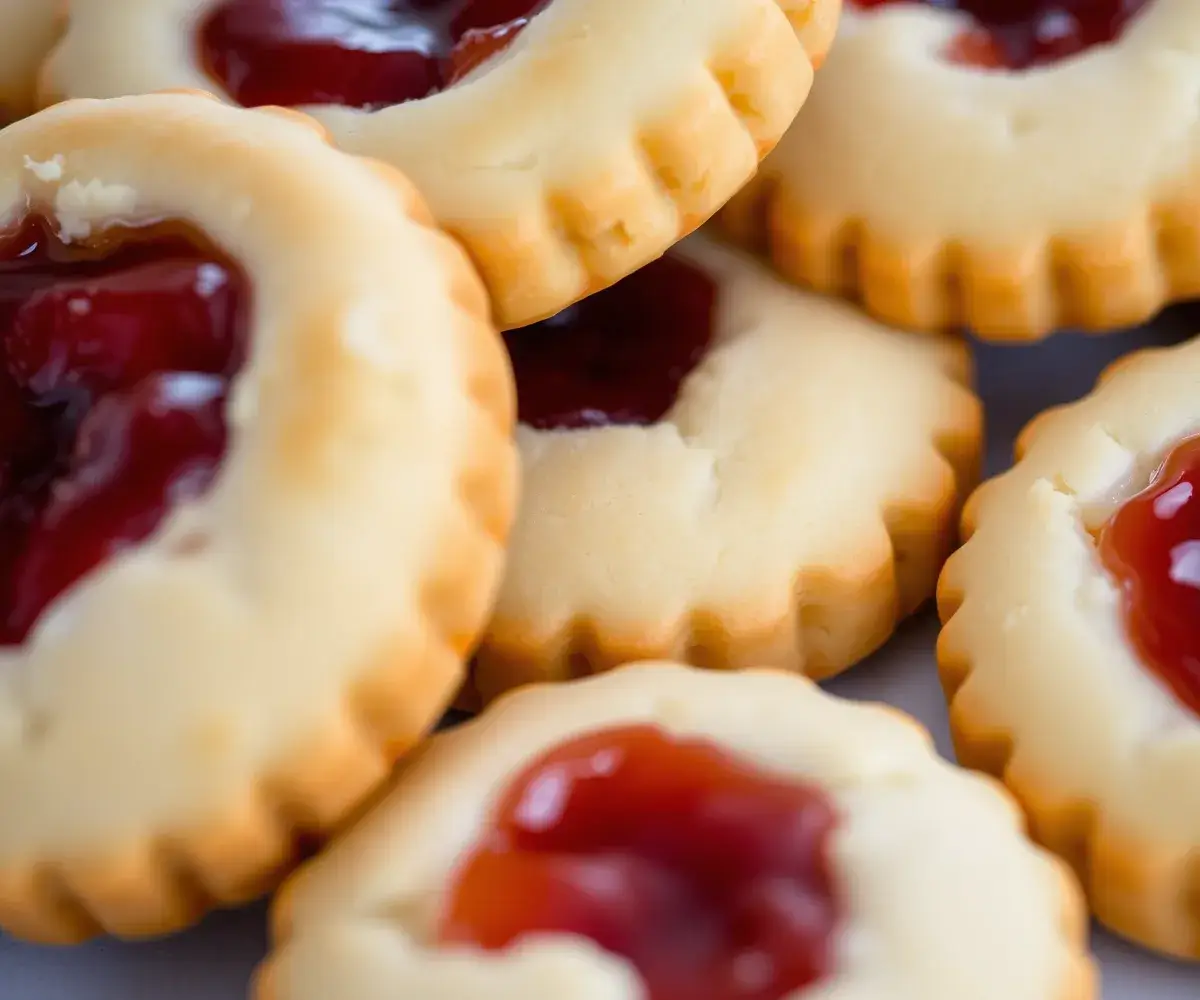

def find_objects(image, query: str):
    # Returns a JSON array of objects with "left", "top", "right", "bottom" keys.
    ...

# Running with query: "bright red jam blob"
[
  {"left": 440, "top": 724, "right": 840, "bottom": 1000},
  {"left": 503, "top": 255, "right": 717, "bottom": 430},
  {"left": 0, "top": 217, "right": 247, "bottom": 644},
  {"left": 199, "top": 0, "right": 549, "bottom": 110},
  {"left": 852, "top": 0, "right": 1150, "bottom": 69},
  {"left": 1100, "top": 434, "right": 1200, "bottom": 714}
]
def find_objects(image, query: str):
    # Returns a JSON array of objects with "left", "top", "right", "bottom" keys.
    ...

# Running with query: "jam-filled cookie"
[
  {"left": 0, "top": 0, "right": 61, "bottom": 121},
  {"left": 469, "top": 236, "right": 980, "bottom": 704},
  {"left": 44, "top": 0, "right": 840, "bottom": 329},
  {"left": 939, "top": 337, "right": 1200, "bottom": 957},
  {"left": 256, "top": 662, "right": 1094, "bottom": 1000},
  {"left": 722, "top": 0, "right": 1200, "bottom": 341},
  {"left": 0, "top": 92, "right": 516, "bottom": 944}
]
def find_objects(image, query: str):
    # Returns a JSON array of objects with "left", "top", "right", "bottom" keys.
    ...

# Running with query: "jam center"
[
  {"left": 1099, "top": 433, "right": 1200, "bottom": 714},
  {"left": 503, "top": 254, "right": 717, "bottom": 431},
  {"left": 199, "top": 0, "right": 549, "bottom": 109},
  {"left": 0, "top": 216, "right": 248, "bottom": 645},
  {"left": 440, "top": 725, "right": 841, "bottom": 1000},
  {"left": 851, "top": 0, "right": 1150, "bottom": 69}
]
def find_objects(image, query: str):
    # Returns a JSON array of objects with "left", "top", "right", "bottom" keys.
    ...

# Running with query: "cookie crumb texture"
[
  {"left": 939, "top": 339, "right": 1200, "bottom": 958},
  {"left": 722, "top": 0, "right": 1200, "bottom": 341},
  {"left": 256, "top": 664, "right": 1094, "bottom": 1000},
  {"left": 0, "top": 94, "right": 517, "bottom": 944},
  {"left": 471, "top": 238, "right": 981, "bottom": 705}
]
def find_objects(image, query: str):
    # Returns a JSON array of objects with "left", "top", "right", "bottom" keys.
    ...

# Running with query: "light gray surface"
[{"left": 4, "top": 313, "right": 1200, "bottom": 998}]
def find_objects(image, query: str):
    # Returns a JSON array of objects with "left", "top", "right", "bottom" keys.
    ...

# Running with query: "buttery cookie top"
[
  {"left": 473, "top": 235, "right": 980, "bottom": 702},
  {"left": 0, "top": 0, "right": 61, "bottom": 120},
  {"left": 0, "top": 92, "right": 516, "bottom": 943},
  {"left": 45, "top": 0, "right": 840, "bottom": 329},
  {"left": 258, "top": 662, "right": 1092, "bottom": 1000},
  {"left": 939, "top": 338, "right": 1200, "bottom": 957},
  {"left": 723, "top": 0, "right": 1200, "bottom": 339}
]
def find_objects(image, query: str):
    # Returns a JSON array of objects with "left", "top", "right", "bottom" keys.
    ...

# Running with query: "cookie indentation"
[
  {"left": 1098, "top": 432, "right": 1200, "bottom": 714},
  {"left": 853, "top": 0, "right": 1150, "bottom": 69},
  {"left": 502, "top": 254, "right": 717, "bottom": 430},
  {"left": 0, "top": 215, "right": 247, "bottom": 644},
  {"left": 440, "top": 723, "right": 841, "bottom": 1000},
  {"left": 199, "top": 0, "right": 549, "bottom": 110}
]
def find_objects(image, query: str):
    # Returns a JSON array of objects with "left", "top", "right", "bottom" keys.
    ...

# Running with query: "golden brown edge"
[
  {"left": 0, "top": 101, "right": 519, "bottom": 944},
  {"left": 465, "top": 337, "right": 983, "bottom": 706},
  {"left": 34, "top": 1, "right": 838, "bottom": 332},
  {"left": 936, "top": 345, "right": 1200, "bottom": 962},
  {"left": 719, "top": 156, "right": 1200, "bottom": 342},
  {"left": 411, "top": 0, "right": 840, "bottom": 330}
]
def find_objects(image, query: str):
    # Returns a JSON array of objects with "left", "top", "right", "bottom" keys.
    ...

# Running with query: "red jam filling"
[
  {"left": 503, "top": 255, "right": 717, "bottom": 431},
  {"left": 1100, "top": 434, "right": 1200, "bottom": 714},
  {"left": 440, "top": 724, "right": 840, "bottom": 1000},
  {"left": 852, "top": 0, "right": 1150, "bottom": 69},
  {"left": 199, "top": 0, "right": 550, "bottom": 110},
  {"left": 0, "top": 217, "right": 247, "bottom": 645}
]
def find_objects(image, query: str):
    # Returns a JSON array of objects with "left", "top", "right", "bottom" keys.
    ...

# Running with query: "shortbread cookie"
[
  {"left": 256, "top": 662, "right": 1094, "bottom": 1000},
  {"left": 0, "top": 92, "right": 517, "bottom": 944},
  {"left": 0, "top": 0, "right": 61, "bottom": 120},
  {"left": 939, "top": 337, "right": 1200, "bottom": 958},
  {"left": 467, "top": 236, "right": 980, "bottom": 705},
  {"left": 44, "top": 0, "right": 840, "bottom": 330},
  {"left": 722, "top": 0, "right": 1200, "bottom": 341}
]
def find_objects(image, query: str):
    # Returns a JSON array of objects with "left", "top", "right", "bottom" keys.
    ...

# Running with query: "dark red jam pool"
[
  {"left": 1099, "top": 434, "right": 1200, "bottom": 714},
  {"left": 0, "top": 216, "right": 248, "bottom": 645},
  {"left": 199, "top": 0, "right": 550, "bottom": 109},
  {"left": 852, "top": 0, "right": 1151, "bottom": 69},
  {"left": 502, "top": 254, "right": 717, "bottom": 431},
  {"left": 440, "top": 724, "right": 841, "bottom": 1000}
]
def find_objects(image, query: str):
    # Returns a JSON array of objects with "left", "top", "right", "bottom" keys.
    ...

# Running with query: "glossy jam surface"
[
  {"left": 0, "top": 217, "right": 247, "bottom": 644},
  {"left": 503, "top": 255, "right": 717, "bottom": 430},
  {"left": 440, "top": 725, "right": 840, "bottom": 1000},
  {"left": 1100, "top": 434, "right": 1200, "bottom": 714},
  {"left": 199, "top": 0, "right": 548, "bottom": 109},
  {"left": 852, "top": 0, "right": 1150, "bottom": 69}
]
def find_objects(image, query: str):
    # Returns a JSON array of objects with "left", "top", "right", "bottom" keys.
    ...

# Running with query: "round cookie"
[
  {"left": 0, "top": 0, "right": 62, "bottom": 120},
  {"left": 256, "top": 662, "right": 1094, "bottom": 1000},
  {"left": 940, "top": 336, "right": 1200, "bottom": 958},
  {"left": 45, "top": 0, "right": 841, "bottom": 329},
  {"left": 722, "top": 0, "right": 1200, "bottom": 341},
  {"left": 471, "top": 235, "right": 981, "bottom": 705},
  {"left": 0, "top": 92, "right": 517, "bottom": 943}
]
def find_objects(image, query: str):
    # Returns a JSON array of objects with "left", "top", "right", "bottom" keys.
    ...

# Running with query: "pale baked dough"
[
  {"left": 722, "top": 0, "right": 1200, "bottom": 341},
  {"left": 939, "top": 337, "right": 1200, "bottom": 958},
  {"left": 43, "top": 0, "right": 840, "bottom": 329},
  {"left": 0, "top": 0, "right": 62, "bottom": 119},
  {"left": 471, "top": 236, "right": 980, "bottom": 705},
  {"left": 256, "top": 662, "right": 1093, "bottom": 1000},
  {"left": 0, "top": 92, "right": 517, "bottom": 944}
]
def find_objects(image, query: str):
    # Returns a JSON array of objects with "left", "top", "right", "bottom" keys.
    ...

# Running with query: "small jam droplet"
[
  {"left": 1099, "top": 434, "right": 1200, "bottom": 713},
  {"left": 440, "top": 724, "right": 841, "bottom": 1000}
]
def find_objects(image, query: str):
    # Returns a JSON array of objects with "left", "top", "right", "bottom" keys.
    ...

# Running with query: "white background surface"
[{"left": 4, "top": 312, "right": 1200, "bottom": 998}]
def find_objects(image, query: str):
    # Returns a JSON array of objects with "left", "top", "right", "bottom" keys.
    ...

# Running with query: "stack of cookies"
[{"left": 0, "top": 2, "right": 1198, "bottom": 998}]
